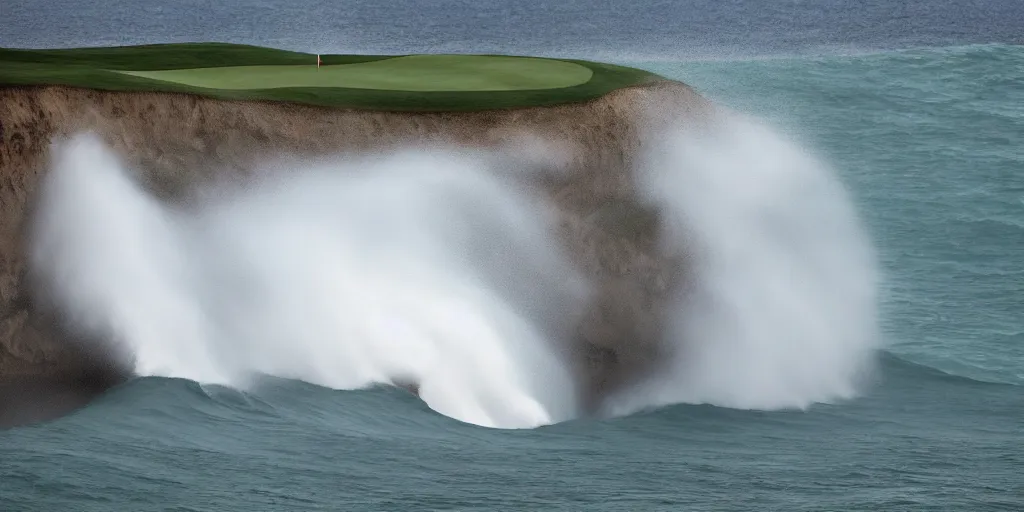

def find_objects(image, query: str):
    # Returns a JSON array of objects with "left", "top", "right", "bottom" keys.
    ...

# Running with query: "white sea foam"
[
  {"left": 29, "top": 110, "right": 880, "bottom": 428},
  {"left": 29, "top": 134, "right": 586, "bottom": 429},
  {"left": 603, "top": 112, "right": 880, "bottom": 415}
]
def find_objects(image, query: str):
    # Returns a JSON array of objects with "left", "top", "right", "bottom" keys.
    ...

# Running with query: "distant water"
[
  {"left": 2, "top": 0, "right": 1022, "bottom": 58},
  {"left": 2, "top": 1, "right": 1023, "bottom": 511}
]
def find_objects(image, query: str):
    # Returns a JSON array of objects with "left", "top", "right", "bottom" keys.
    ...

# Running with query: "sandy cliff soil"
[{"left": 0, "top": 80, "right": 712, "bottom": 426}]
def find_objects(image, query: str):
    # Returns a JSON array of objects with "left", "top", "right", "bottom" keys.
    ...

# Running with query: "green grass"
[
  {"left": 117, "top": 56, "right": 594, "bottom": 91},
  {"left": 0, "top": 42, "right": 661, "bottom": 112}
]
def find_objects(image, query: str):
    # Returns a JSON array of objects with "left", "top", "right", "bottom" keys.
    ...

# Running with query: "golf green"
[
  {"left": 0, "top": 42, "right": 661, "bottom": 111},
  {"left": 117, "top": 56, "right": 594, "bottom": 91}
]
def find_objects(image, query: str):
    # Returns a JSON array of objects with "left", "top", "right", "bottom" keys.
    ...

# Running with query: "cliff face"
[{"left": 0, "top": 81, "right": 712, "bottom": 426}]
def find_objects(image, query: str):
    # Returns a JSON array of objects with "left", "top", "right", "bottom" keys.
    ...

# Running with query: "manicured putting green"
[
  {"left": 117, "top": 55, "right": 594, "bottom": 91},
  {"left": 0, "top": 42, "right": 661, "bottom": 111}
]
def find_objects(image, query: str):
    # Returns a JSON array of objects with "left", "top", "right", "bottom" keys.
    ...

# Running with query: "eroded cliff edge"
[{"left": 0, "top": 80, "right": 713, "bottom": 426}]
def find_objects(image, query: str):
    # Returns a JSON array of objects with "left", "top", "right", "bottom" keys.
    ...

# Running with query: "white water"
[
  {"left": 29, "top": 113, "right": 880, "bottom": 428},
  {"left": 604, "top": 112, "right": 881, "bottom": 415},
  {"left": 29, "top": 134, "right": 587, "bottom": 429}
]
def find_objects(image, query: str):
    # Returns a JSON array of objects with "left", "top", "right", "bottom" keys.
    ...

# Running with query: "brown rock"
[{"left": 0, "top": 80, "right": 713, "bottom": 427}]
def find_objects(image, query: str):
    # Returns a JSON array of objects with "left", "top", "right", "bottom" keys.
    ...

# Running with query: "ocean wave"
[
  {"left": 599, "top": 111, "right": 880, "bottom": 416},
  {"left": 28, "top": 111, "right": 882, "bottom": 429},
  {"left": 49, "top": 350, "right": 1014, "bottom": 438},
  {"left": 30, "top": 135, "right": 582, "bottom": 429},
  {"left": 876, "top": 352, "right": 1019, "bottom": 388}
]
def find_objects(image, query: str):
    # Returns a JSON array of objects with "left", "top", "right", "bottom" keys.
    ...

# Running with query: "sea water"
[{"left": 1, "top": 1, "right": 1021, "bottom": 510}]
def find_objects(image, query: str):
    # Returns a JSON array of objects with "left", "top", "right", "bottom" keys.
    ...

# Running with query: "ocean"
[{"left": 1, "top": 1, "right": 1022, "bottom": 510}]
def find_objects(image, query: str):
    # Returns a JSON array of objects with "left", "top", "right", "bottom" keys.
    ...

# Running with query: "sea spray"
[
  {"left": 602, "top": 112, "right": 881, "bottom": 415},
  {"left": 28, "top": 133, "right": 587, "bottom": 429},
  {"left": 28, "top": 112, "right": 881, "bottom": 429}
]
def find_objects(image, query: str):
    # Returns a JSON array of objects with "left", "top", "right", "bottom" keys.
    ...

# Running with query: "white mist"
[
  {"left": 603, "top": 112, "right": 881, "bottom": 415},
  {"left": 30, "top": 110, "right": 881, "bottom": 428},
  {"left": 29, "top": 133, "right": 587, "bottom": 429}
]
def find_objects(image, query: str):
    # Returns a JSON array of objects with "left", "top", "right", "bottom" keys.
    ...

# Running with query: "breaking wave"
[
  {"left": 28, "top": 113, "right": 879, "bottom": 428},
  {"left": 29, "top": 136, "right": 587, "bottom": 429},
  {"left": 604, "top": 112, "right": 880, "bottom": 414}
]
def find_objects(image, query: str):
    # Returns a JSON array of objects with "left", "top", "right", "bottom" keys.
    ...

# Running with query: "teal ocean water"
[
  {"left": 2, "top": 0, "right": 1024, "bottom": 505},
  {"left": 2, "top": 42, "right": 1021, "bottom": 511}
]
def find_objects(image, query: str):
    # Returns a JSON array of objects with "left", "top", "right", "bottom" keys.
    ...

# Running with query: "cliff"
[{"left": 0, "top": 78, "right": 713, "bottom": 427}]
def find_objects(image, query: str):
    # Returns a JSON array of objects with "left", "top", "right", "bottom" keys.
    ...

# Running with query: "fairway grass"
[
  {"left": 118, "top": 55, "right": 594, "bottom": 92},
  {"left": 0, "top": 42, "right": 660, "bottom": 111}
]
